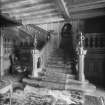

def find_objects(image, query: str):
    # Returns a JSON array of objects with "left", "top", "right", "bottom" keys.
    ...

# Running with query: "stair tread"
[
  {"left": 39, "top": 48, "right": 76, "bottom": 89},
  {"left": 65, "top": 80, "right": 96, "bottom": 93},
  {"left": 46, "top": 64, "right": 65, "bottom": 68},
  {"left": 45, "top": 70, "right": 65, "bottom": 74},
  {"left": 47, "top": 60, "right": 64, "bottom": 64},
  {"left": 47, "top": 62, "right": 64, "bottom": 66},
  {"left": 23, "top": 78, "right": 65, "bottom": 90},
  {"left": 48, "top": 58, "right": 64, "bottom": 61}
]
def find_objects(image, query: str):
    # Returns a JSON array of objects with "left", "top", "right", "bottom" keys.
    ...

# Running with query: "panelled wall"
[
  {"left": 84, "top": 16, "right": 105, "bottom": 87},
  {"left": 85, "top": 33, "right": 105, "bottom": 86},
  {"left": 70, "top": 16, "right": 105, "bottom": 87},
  {"left": 0, "top": 27, "right": 17, "bottom": 76}
]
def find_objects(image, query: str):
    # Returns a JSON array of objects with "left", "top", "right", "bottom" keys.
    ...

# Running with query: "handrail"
[{"left": 85, "top": 33, "right": 105, "bottom": 48}]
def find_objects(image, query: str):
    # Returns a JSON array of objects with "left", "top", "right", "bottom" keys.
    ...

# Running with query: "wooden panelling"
[{"left": 84, "top": 33, "right": 105, "bottom": 87}]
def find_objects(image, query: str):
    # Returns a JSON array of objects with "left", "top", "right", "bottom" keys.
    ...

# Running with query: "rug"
[{"left": 0, "top": 85, "right": 104, "bottom": 105}]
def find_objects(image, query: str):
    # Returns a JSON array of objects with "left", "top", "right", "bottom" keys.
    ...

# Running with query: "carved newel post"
[
  {"left": 0, "top": 32, "right": 4, "bottom": 81},
  {"left": 32, "top": 49, "right": 40, "bottom": 78},
  {"left": 30, "top": 38, "right": 42, "bottom": 78},
  {"left": 77, "top": 32, "right": 87, "bottom": 82},
  {"left": 31, "top": 38, "right": 38, "bottom": 78}
]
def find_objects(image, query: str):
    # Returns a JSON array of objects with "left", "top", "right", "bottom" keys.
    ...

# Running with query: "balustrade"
[
  {"left": 84, "top": 33, "right": 105, "bottom": 87},
  {"left": 85, "top": 33, "right": 105, "bottom": 48}
]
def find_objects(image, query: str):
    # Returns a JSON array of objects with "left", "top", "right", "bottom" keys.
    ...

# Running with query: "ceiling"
[
  {"left": 1, "top": 0, "right": 105, "bottom": 25},
  {"left": 0, "top": 14, "right": 22, "bottom": 27}
]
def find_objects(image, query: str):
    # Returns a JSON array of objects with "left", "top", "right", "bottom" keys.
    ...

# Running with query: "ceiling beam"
[
  {"left": 68, "top": 1, "right": 105, "bottom": 12},
  {"left": 2, "top": 4, "right": 56, "bottom": 14},
  {"left": 71, "top": 9, "right": 105, "bottom": 19},
  {"left": 22, "top": 16, "right": 63, "bottom": 21},
  {"left": 22, "top": 17, "right": 64, "bottom": 25},
  {"left": 1, "top": 0, "right": 42, "bottom": 5},
  {"left": 9, "top": 9, "right": 58, "bottom": 19},
  {"left": 18, "top": 13, "right": 62, "bottom": 20},
  {"left": 67, "top": 0, "right": 105, "bottom": 7},
  {"left": 54, "top": 0, "right": 70, "bottom": 19},
  {"left": 60, "top": 0, "right": 70, "bottom": 18},
  {"left": 2, "top": 1, "right": 54, "bottom": 11}
]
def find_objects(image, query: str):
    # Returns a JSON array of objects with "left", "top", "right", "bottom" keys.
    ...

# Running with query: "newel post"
[{"left": 77, "top": 32, "right": 87, "bottom": 82}]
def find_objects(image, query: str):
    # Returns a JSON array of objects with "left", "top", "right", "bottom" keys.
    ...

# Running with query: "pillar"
[
  {"left": 78, "top": 48, "right": 85, "bottom": 82},
  {"left": 0, "top": 29, "right": 4, "bottom": 80},
  {"left": 77, "top": 33, "right": 87, "bottom": 82},
  {"left": 31, "top": 49, "right": 40, "bottom": 78}
]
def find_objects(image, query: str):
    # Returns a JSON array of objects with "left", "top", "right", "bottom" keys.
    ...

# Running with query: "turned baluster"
[
  {"left": 92, "top": 35, "right": 96, "bottom": 48},
  {"left": 100, "top": 36, "right": 105, "bottom": 48},
  {"left": 84, "top": 37, "right": 88, "bottom": 48},
  {"left": 97, "top": 36, "right": 101, "bottom": 48},
  {"left": 85, "top": 34, "right": 90, "bottom": 48}
]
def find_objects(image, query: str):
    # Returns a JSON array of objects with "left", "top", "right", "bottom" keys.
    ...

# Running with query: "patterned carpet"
[
  {"left": 1, "top": 85, "right": 104, "bottom": 105},
  {"left": 85, "top": 95, "right": 105, "bottom": 105}
]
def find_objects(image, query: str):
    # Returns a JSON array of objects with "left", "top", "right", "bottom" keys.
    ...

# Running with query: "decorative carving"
[{"left": 77, "top": 32, "right": 87, "bottom": 81}]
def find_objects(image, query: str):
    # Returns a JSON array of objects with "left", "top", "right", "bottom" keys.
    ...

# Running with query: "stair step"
[
  {"left": 65, "top": 70, "right": 73, "bottom": 74},
  {"left": 48, "top": 58, "right": 64, "bottom": 62},
  {"left": 44, "top": 70, "right": 67, "bottom": 77},
  {"left": 47, "top": 60, "right": 64, "bottom": 64},
  {"left": 46, "top": 63, "right": 65, "bottom": 68},
  {"left": 51, "top": 51, "right": 64, "bottom": 54},
  {"left": 47, "top": 62, "right": 65, "bottom": 67},
  {"left": 49, "top": 56, "right": 63, "bottom": 59},
  {"left": 51, "top": 54, "right": 64, "bottom": 57},
  {"left": 40, "top": 81, "right": 65, "bottom": 90},
  {"left": 42, "top": 75, "right": 66, "bottom": 83},
  {"left": 23, "top": 78, "right": 65, "bottom": 90},
  {"left": 66, "top": 74, "right": 75, "bottom": 79},
  {"left": 50, "top": 55, "right": 64, "bottom": 58},
  {"left": 65, "top": 80, "right": 96, "bottom": 93},
  {"left": 46, "top": 67, "right": 73, "bottom": 74},
  {"left": 42, "top": 72, "right": 75, "bottom": 82},
  {"left": 66, "top": 79, "right": 88, "bottom": 85},
  {"left": 45, "top": 68, "right": 65, "bottom": 73}
]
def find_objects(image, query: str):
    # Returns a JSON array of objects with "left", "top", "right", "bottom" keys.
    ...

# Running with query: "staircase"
[
  {"left": 23, "top": 48, "right": 96, "bottom": 93},
  {"left": 43, "top": 48, "right": 76, "bottom": 82},
  {"left": 23, "top": 48, "right": 77, "bottom": 90}
]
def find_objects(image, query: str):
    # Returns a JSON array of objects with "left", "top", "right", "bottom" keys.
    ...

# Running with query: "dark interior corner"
[{"left": 84, "top": 16, "right": 105, "bottom": 33}]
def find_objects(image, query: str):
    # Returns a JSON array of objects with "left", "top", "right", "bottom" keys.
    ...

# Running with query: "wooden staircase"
[
  {"left": 23, "top": 48, "right": 96, "bottom": 93},
  {"left": 43, "top": 48, "right": 75, "bottom": 82},
  {"left": 23, "top": 48, "right": 76, "bottom": 90}
]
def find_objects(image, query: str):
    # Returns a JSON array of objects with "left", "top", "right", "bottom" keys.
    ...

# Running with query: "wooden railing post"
[
  {"left": 77, "top": 32, "right": 87, "bottom": 82},
  {"left": 0, "top": 29, "right": 4, "bottom": 81}
]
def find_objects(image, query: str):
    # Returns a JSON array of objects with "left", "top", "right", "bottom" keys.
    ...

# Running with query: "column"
[
  {"left": 77, "top": 33, "right": 87, "bottom": 82},
  {"left": 78, "top": 47, "right": 85, "bottom": 82},
  {"left": 0, "top": 29, "right": 4, "bottom": 80},
  {"left": 31, "top": 49, "right": 40, "bottom": 78}
]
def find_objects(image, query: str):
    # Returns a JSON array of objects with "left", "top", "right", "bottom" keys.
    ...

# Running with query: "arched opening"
[{"left": 60, "top": 23, "right": 75, "bottom": 59}]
